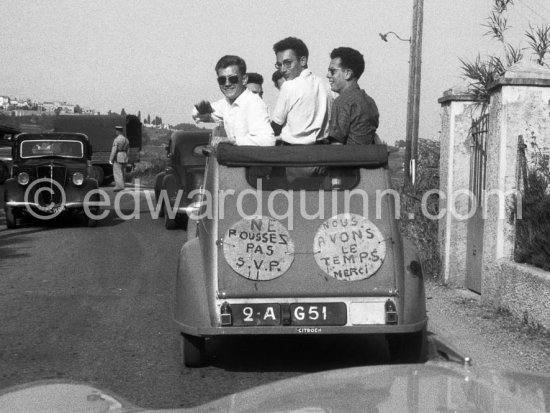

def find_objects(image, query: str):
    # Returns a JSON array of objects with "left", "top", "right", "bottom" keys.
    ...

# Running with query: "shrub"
[
  {"left": 514, "top": 136, "right": 550, "bottom": 270},
  {"left": 399, "top": 139, "right": 441, "bottom": 280}
]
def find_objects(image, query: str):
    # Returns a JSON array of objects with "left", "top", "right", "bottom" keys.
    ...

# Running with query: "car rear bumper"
[{"left": 175, "top": 317, "right": 427, "bottom": 337}]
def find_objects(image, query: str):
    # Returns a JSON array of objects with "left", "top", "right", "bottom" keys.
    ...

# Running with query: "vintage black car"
[
  {"left": 3, "top": 132, "right": 100, "bottom": 228},
  {"left": 154, "top": 130, "right": 210, "bottom": 229}
]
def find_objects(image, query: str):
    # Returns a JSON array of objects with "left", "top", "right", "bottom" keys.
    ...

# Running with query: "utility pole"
[{"left": 404, "top": 0, "right": 424, "bottom": 187}]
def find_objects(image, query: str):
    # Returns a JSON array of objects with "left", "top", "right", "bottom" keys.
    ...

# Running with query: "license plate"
[
  {"left": 232, "top": 303, "right": 281, "bottom": 326},
  {"left": 290, "top": 303, "right": 347, "bottom": 326}
]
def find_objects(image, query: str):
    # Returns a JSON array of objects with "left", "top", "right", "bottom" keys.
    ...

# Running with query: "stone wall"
[{"left": 439, "top": 60, "right": 550, "bottom": 330}]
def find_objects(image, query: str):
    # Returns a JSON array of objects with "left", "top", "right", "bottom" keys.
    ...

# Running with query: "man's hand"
[
  {"left": 109, "top": 160, "right": 113, "bottom": 165},
  {"left": 211, "top": 135, "right": 236, "bottom": 147},
  {"left": 192, "top": 112, "right": 214, "bottom": 124}
]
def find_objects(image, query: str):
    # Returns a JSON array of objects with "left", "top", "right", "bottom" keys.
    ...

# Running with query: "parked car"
[
  {"left": 3, "top": 132, "right": 101, "bottom": 228},
  {"left": 0, "top": 124, "right": 21, "bottom": 184},
  {"left": 175, "top": 142, "right": 427, "bottom": 367},
  {"left": 153, "top": 130, "right": 210, "bottom": 229}
]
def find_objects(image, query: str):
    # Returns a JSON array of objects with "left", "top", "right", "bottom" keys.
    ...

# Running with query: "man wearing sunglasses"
[
  {"left": 192, "top": 55, "right": 275, "bottom": 146},
  {"left": 271, "top": 36, "right": 331, "bottom": 145},
  {"left": 326, "top": 47, "right": 379, "bottom": 145}
]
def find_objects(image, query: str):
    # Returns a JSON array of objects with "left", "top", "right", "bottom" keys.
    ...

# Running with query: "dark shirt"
[{"left": 328, "top": 84, "right": 379, "bottom": 144}]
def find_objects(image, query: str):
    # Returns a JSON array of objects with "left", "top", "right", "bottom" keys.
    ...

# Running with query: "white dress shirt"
[
  {"left": 192, "top": 89, "right": 275, "bottom": 146},
  {"left": 271, "top": 69, "right": 332, "bottom": 145}
]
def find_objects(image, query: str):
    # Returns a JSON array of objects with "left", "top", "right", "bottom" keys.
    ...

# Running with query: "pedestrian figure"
[{"left": 109, "top": 125, "right": 129, "bottom": 192}]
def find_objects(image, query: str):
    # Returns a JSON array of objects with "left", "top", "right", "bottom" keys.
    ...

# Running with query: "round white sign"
[
  {"left": 313, "top": 214, "right": 386, "bottom": 281},
  {"left": 223, "top": 216, "right": 295, "bottom": 281}
]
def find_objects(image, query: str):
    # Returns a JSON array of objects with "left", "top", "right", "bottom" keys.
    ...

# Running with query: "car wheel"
[
  {"left": 181, "top": 333, "right": 206, "bottom": 368},
  {"left": 386, "top": 327, "right": 428, "bottom": 364},
  {"left": 0, "top": 161, "right": 9, "bottom": 184},
  {"left": 164, "top": 203, "right": 177, "bottom": 230},
  {"left": 5, "top": 207, "right": 17, "bottom": 229},
  {"left": 89, "top": 166, "right": 105, "bottom": 186}
]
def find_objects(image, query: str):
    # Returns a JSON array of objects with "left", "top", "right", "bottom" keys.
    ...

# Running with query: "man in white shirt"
[
  {"left": 192, "top": 55, "right": 275, "bottom": 146},
  {"left": 271, "top": 37, "right": 331, "bottom": 145}
]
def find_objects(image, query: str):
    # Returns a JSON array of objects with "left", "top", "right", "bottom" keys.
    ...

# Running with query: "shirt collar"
[
  {"left": 299, "top": 68, "right": 313, "bottom": 79},
  {"left": 226, "top": 88, "right": 252, "bottom": 107},
  {"left": 339, "top": 82, "right": 361, "bottom": 97}
]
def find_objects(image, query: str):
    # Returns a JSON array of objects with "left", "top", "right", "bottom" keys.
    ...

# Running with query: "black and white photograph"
[{"left": 1, "top": 0, "right": 550, "bottom": 411}]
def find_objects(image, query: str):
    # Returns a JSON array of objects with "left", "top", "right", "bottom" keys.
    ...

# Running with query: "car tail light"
[
  {"left": 17, "top": 172, "right": 30, "bottom": 185},
  {"left": 72, "top": 172, "right": 84, "bottom": 186},
  {"left": 385, "top": 299, "right": 398, "bottom": 324},
  {"left": 220, "top": 302, "right": 232, "bottom": 326}
]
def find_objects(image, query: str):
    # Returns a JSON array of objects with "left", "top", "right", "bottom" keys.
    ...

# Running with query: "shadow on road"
[{"left": 206, "top": 334, "right": 391, "bottom": 373}]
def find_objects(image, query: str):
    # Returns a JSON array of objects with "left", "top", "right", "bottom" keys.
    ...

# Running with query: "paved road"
[{"left": 0, "top": 186, "right": 397, "bottom": 409}]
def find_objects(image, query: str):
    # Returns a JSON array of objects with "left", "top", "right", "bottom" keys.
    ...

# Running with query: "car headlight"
[
  {"left": 17, "top": 172, "right": 30, "bottom": 185},
  {"left": 72, "top": 172, "right": 84, "bottom": 186}
]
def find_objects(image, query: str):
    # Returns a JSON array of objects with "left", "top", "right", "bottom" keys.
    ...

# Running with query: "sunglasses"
[{"left": 217, "top": 75, "right": 240, "bottom": 86}]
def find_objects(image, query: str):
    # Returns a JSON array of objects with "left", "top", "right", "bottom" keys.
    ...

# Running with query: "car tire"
[
  {"left": 89, "top": 166, "right": 105, "bottom": 186},
  {"left": 5, "top": 207, "right": 16, "bottom": 229},
  {"left": 0, "top": 161, "right": 9, "bottom": 184},
  {"left": 164, "top": 203, "right": 177, "bottom": 230},
  {"left": 386, "top": 327, "right": 428, "bottom": 364},
  {"left": 181, "top": 333, "right": 206, "bottom": 368}
]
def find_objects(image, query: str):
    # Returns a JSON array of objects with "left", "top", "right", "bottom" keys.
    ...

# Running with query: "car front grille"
[{"left": 36, "top": 165, "right": 67, "bottom": 185}]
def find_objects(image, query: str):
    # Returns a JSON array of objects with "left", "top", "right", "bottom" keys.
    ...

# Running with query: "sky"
[{"left": 2, "top": 0, "right": 550, "bottom": 144}]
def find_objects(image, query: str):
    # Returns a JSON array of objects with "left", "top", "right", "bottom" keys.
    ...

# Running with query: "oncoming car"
[
  {"left": 154, "top": 130, "right": 210, "bottom": 229},
  {"left": 3, "top": 132, "right": 100, "bottom": 228},
  {"left": 175, "top": 142, "right": 427, "bottom": 367}
]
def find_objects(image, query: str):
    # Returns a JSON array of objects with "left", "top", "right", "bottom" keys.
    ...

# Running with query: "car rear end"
[{"left": 175, "top": 144, "right": 427, "bottom": 365}]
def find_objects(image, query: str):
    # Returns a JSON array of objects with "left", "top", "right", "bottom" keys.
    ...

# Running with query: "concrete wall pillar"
[
  {"left": 438, "top": 86, "right": 482, "bottom": 285},
  {"left": 482, "top": 60, "right": 550, "bottom": 305}
]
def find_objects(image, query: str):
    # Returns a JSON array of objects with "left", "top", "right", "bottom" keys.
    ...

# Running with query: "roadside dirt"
[{"left": 426, "top": 281, "right": 550, "bottom": 374}]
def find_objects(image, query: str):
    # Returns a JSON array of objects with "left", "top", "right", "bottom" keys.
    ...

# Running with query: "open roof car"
[
  {"left": 3, "top": 133, "right": 101, "bottom": 228},
  {"left": 154, "top": 130, "right": 210, "bottom": 229},
  {"left": 175, "top": 143, "right": 427, "bottom": 367}
]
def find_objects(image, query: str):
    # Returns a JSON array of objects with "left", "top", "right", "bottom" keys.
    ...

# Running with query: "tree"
[
  {"left": 137, "top": 110, "right": 141, "bottom": 120},
  {"left": 147, "top": 114, "right": 151, "bottom": 124},
  {"left": 396, "top": 139, "right": 406, "bottom": 149},
  {"left": 460, "top": 0, "right": 550, "bottom": 101},
  {"left": 74, "top": 105, "right": 82, "bottom": 114},
  {"left": 121, "top": 108, "right": 126, "bottom": 116}
]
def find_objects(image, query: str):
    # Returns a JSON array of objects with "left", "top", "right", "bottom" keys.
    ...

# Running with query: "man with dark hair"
[
  {"left": 246, "top": 72, "right": 264, "bottom": 98},
  {"left": 271, "top": 36, "right": 331, "bottom": 145},
  {"left": 192, "top": 55, "right": 274, "bottom": 146},
  {"left": 326, "top": 47, "right": 379, "bottom": 145}
]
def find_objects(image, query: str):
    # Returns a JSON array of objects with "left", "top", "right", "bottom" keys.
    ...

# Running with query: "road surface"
[{"left": 0, "top": 186, "right": 399, "bottom": 409}]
